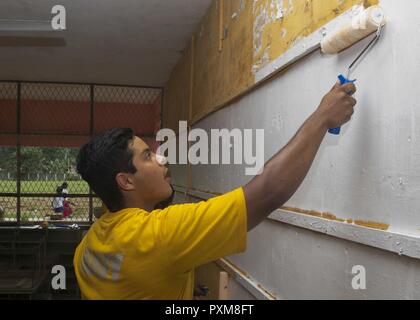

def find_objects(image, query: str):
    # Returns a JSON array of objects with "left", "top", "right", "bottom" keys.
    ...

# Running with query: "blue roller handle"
[{"left": 328, "top": 74, "right": 356, "bottom": 135}]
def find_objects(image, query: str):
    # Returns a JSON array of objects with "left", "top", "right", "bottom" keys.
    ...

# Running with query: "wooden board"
[{"left": 194, "top": 262, "right": 229, "bottom": 300}]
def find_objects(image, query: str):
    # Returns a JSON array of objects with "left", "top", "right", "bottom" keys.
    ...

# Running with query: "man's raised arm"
[{"left": 244, "top": 82, "right": 357, "bottom": 231}]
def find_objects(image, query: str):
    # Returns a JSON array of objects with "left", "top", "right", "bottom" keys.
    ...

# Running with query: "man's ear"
[{"left": 115, "top": 173, "right": 135, "bottom": 191}]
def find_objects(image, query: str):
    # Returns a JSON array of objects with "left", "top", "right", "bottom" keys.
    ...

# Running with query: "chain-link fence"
[{"left": 0, "top": 81, "right": 162, "bottom": 224}]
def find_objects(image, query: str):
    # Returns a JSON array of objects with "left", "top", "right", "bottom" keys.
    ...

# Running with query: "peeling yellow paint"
[
  {"left": 253, "top": 0, "right": 313, "bottom": 72},
  {"left": 164, "top": 0, "right": 381, "bottom": 130},
  {"left": 253, "top": 0, "right": 379, "bottom": 73},
  {"left": 323, "top": 212, "right": 340, "bottom": 221},
  {"left": 354, "top": 220, "right": 390, "bottom": 231},
  {"left": 280, "top": 206, "right": 389, "bottom": 231}
]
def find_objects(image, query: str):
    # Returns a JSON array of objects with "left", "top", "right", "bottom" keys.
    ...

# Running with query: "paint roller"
[{"left": 321, "top": 5, "right": 387, "bottom": 135}]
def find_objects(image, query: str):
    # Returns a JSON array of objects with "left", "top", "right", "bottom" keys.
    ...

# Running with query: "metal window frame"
[{"left": 0, "top": 80, "right": 163, "bottom": 226}]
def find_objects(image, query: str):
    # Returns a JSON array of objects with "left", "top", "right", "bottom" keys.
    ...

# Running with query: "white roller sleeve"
[{"left": 321, "top": 6, "right": 386, "bottom": 54}]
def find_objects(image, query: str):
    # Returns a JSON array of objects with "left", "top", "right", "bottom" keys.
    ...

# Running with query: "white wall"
[
  {"left": 171, "top": 0, "right": 420, "bottom": 299},
  {"left": 234, "top": 219, "right": 420, "bottom": 299}
]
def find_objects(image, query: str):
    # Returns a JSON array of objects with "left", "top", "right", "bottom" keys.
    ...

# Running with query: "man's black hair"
[{"left": 77, "top": 128, "right": 137, "bottom": 212}]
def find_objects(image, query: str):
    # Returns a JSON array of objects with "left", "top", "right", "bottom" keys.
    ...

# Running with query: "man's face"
[{"left": 128, "top": 136, "right": 172, "bottom": 207}]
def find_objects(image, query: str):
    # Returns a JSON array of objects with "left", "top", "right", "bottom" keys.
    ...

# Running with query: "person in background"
[
  {"left": 60, "top": 182, "right": 76, "bottom": 218},
  {"left": 52, "top": 186, "right": 64, "bottom": 215},
  {"left": 61, "top": 182, "right": 69, "bottom": 196},
  {"left": 63, "top": 200, "right": 73, "bottom": 218}
]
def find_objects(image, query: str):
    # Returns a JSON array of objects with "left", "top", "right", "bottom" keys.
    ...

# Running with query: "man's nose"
[{"left": 155, "top": 154, "right": 168, "bottom": 166}]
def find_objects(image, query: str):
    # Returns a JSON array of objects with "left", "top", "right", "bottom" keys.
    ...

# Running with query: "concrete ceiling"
[{"left": 0, "top": 0, "right": 212, "bottom": 87}]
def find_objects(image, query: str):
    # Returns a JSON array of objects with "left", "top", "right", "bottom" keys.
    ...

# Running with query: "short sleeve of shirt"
[{"left": 157, "top": 188, "right": 248, "bottom": 274}]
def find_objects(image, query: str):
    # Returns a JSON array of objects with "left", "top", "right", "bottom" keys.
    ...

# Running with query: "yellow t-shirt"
[{"left": 73, "top": 188, "right": 247, "bottom": 300}]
